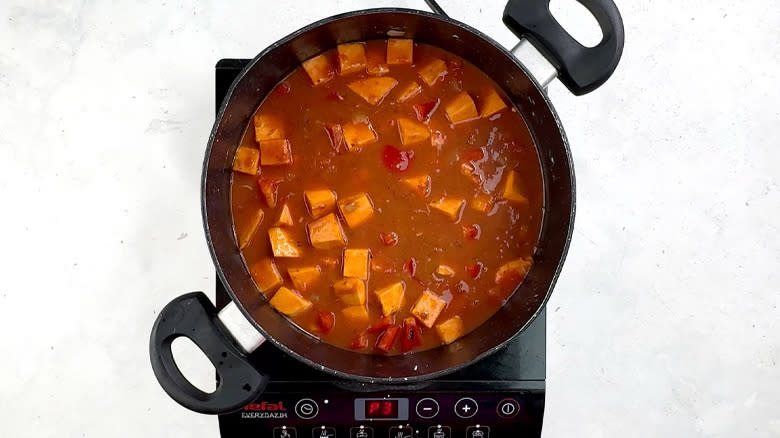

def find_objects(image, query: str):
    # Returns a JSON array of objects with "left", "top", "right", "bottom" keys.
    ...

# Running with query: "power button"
[
  {"left": 497, "top": 398, "right": 519, "bottom": 418},
  {"left": 294, "top": 398, "right": 319, "bottom": 419}
]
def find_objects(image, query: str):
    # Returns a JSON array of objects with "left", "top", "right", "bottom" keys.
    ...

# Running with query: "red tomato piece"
[
  {"left": 367, "top": 315, "right": 395, "bottom": 334},
  {"left": 403, "top": 257, "right": 417, "bottom": 277},
  {"left": 379, "top": 231, "right": 399, "bottom": 247},
  {"left": 382, "top": 145, "right": 414, "bottom": 172},
  {"left": 316, "top": 311, "right": 335, "bottom": 334},
  {"left": 401, "top": 317, "right": 423, "bottom": 352},
  {"left": 413, "top": 99, "right": 440, "bottom": 122},
  {"left": 462, "top": 224, "right": 481, "bottom": 240},
  {"left": 273, "top": 82, "right": 290, "bottom": 95},
  {"left": 466, "top": 262, "right": 484, "bottom": 279},
  {"left": 350, "top": 332, "right": 369, "bottom": 350},
  {"left": 375, "top": 325, "right": 400, "bottom": 353},
  {"left": 462, "top": 148, "right": 485, "bottom": 162}
]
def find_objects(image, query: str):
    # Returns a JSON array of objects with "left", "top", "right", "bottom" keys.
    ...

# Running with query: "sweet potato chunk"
[
  {"left": 302, "top": 52, "right": 336, "bottom": 86},
  {"left": 402, "top": 175, "right": 431, "bottom": 198},
  {"left": 460, "top": 162, "right": 481, "bottom": 184},
  {"left": 495, "top": 257, "right": 532, "bottom": 286},
  {"left": 238, "top": 208, "right": 264, "bottom": 249},
  {"left": 347, "top": 77, "right": 398, "bottom": 105},
  {"left": 333, "top": 278, "right": 366, "bottom": 306},
  {"left": 269, "top": 286, "right": 313, "bottom": 317},
  {"left": 342, "top": 122, "right": 377, "bottom": 152},
  {"left": 502, "top": 170, "right": 529, "bottom": 204},
  {"left": 470, "top": 193, "right": 495, "bottom": 214},
  {"left": 418, "top": 58, "right": 447, "bottom": 86},
  {"left": 435, "top": 316, "right": 464, "bottom": 344},
  {"left": 429, "top": 197, "right": 465, "bottom": 221},
  {"left": 253, "top": 114, "right": 284, "bottom": 142},
  {"left": 337, "top": 42, "right": 367, "bottom": 75},
  {"left": 436, "top": 264, "right": 455, "bottom": 277},
  {"left": 249, "top": 258, "right": 282, "bottom": 294},
  {"left": 366, "top": 47, "right": 389, "bottom": 75},
  {"left": 341, "top": 305, "right": 370, "bottom": 327},
  {"left": 343, "top": 248, "right": 370, "bottom": 280},
  {"left": 258, "top": 177, "right": 282, "bottom": 208},
  {"left": 259, "top": 139, "right": 292, "bottom": 166},
  {"left": 386, "top": 38, "right": 413, "bottom": 65},
  {"left": 395, "top": 81, "right": 422, "bottom": 103},
  {"left": 232, "top": 146, "right": 259, "bottom": 175},
  {"left": 307, "top": 213, "right": 347, "bottom": 249},
  {"left": 268, "top": 227, "right": 302, "bottom": 257},
  {"left": 375, "top": 281, "right": 405, "bottom": 316},
  {"left": 444, "top": 91, "right": 479, "bottom": 124},
  {"left": 397, "top": 117, "right": 430, "bottom": 145},
  {"left": 273, "top": 202, "right": 294, "bottom": 227},
  {"left": 304, "top": 189, "right": 337, "bottom": 219},
  {"left": 479, "top": 87, "right": 508, "bottom": 118},
  {"left": 287, "top": 266, "right": 321, "bottom": 292},
  {"left": 338, "top": 193, "right": 375, "bottom": 228},
  {"left": 411, "top": 290, "right": 447, "bottom": 328}
]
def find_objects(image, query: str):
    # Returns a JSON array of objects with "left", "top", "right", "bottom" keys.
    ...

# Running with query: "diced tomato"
[
  {"left": 413, "top": 99, "right": 440, "bottom": 122},
  {"left": 401, "top": 317, "right": 423, "bottom": 353},
  {"left": 379, "top": 232, "right": 399, "bottom": 247},
  {"left": 367, "top": 315, "right": 395, "bottom": 334},
  {"left": 316, "top": 311, "right": 335, "bottom": 334},
  {"left": 382, "top": 145, "right": 414, "bottom": 172},
  {"left": 350, "top": 332, "right": 369, "bottom": 350},
  {"left": 466, "top": 262, "right": 484, "bottom": 279},
  {"left": 375, "top": 325, "right": 400, "bottom": 353},
  {"left": 403, "top": 257, "right": 417, "bottom": 277},
  {"left": 462, "top": 148, "right": 485, "bottom": 162},
  {"left": 273, "top": 82, "right": 290, "bottom": 95},
  {"left": 325, "top": 124, "right": 346, "bottom": 154},
  {"left": 462, "top": 224, "right": 481, "bottom": 240},
  {"left": 326, "top": 91, "right": 344, "bottom": 101}
]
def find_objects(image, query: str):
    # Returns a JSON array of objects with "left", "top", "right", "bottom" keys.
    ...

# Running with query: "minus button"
[{"left": 415, "top": 398, "right": 440, "bottom": 419}]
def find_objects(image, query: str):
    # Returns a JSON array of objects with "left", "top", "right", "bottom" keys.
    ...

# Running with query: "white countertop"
[{"left": 0, "top": 0, "right": 778, "bottom": 436}]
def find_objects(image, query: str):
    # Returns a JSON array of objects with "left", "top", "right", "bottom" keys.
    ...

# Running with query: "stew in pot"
[{"left": 230, "top": 39, "right": 543, "bottom": 355}]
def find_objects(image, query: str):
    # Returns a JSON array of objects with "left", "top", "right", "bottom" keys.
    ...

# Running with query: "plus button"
[{"left": 454, "top": 397, "right": 479, "bottom": 419}]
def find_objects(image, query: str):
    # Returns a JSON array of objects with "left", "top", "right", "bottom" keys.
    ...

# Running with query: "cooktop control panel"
[{"left": 218, "top": 384, "right": 544, "bottom": 437}]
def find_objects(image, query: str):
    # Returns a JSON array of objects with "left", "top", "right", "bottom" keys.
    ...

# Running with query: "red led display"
[{"left": 364, "top": 400, "right": 399, "bottom": 419}]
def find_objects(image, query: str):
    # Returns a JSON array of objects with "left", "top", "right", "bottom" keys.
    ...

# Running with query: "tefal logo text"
[{"left": 244, "top": 402, "right": 287, "bottom": 411}]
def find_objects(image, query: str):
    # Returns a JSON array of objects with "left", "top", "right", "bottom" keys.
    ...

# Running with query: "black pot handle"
[
  {"left": 149, "top": 292, "right": 267, "bottom": 414},
  {"left": 503, "top": 0, "right": 625, "bottom": 95}
]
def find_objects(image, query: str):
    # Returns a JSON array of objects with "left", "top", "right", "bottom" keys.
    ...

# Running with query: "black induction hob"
[{"left": 214, "top": 59, "right": 545, "bottom": 438}]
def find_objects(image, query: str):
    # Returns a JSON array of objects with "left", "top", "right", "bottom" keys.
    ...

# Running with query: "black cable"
[{"left": 423, "top": 0, "right": 449, "bottom": 17}]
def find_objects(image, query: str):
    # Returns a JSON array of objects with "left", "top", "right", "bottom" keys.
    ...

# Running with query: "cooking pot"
[{"left": 150, "top": 0, "right": 624, "bottom": 414}]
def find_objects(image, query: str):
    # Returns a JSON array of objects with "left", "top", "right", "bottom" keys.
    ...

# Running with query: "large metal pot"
[{"left": 150, "top": 0, "right": 624, "bottom": 414}]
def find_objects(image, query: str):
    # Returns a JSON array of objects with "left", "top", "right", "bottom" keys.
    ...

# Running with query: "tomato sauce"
[{"left": 230, "top": 40, "right": 543, "bottom": 355}]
